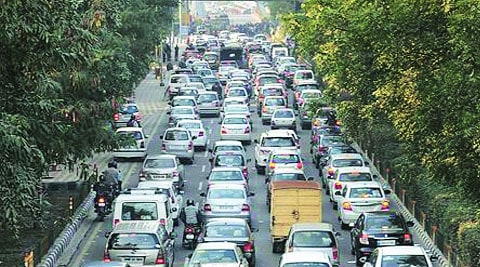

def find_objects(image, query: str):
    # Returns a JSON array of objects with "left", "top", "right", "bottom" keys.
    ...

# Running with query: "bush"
[{"left": 458, "top": 221, "right": 480, "bottom": 267}]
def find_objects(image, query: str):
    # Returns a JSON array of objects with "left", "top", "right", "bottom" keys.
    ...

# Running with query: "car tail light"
[
  {"left": 204, "top": 204, "right": 212, "bottom": 211},
  {"left": 139, "top": 170, "right": 145, "bottom": 178},
  {"left": 221, "top": 127, "right": 228, "bottom": 134},
  {"left": 332, "top": 246, "right": 339, "bottom": 261},
  {"left": 277, "top": 78, "right": 282, "bottom": 83},
  {"left": 242, "top": 167, "right": 248, "bottom": 177},
  {"left": 342, "top": 202, "right": 352, "bottom": 211},
  {"left": 334, "top": 182, "right": 342, "bottom": 190},
  {"left": 359, "top": 233, "right": 369, "bottom": 245},
  {"left": 140, "top": 141, "right": 145, "bottom": 148},
  {"left": 269, "top": 162, "right": 275, "bottom": 169},
  {"left": 159, "top": 218, "right": 166, "bottom": 225},
  {"left": 185, "top": 227, "right": 195, "bottom": 233},
  {"left": 243, "top": 241, "right": 254, "bottom": 252},
  {"left": 242, "top": 204, "right": 250, "bottom": 211},
  {"left": 198, "top": 131, "right": 204, "bottom": 137},
  {"left": 161, "top": 143, "right": 166, "bottom": 151},
  {"left": 381, "top": 200, "right": 390, "bottom": 211},
  {"left": 296, "top": 162, "right": 303, "bottom": 169},
  {"left": 328, "top": 167, "right": 334, "bottom": 176},
  {"left": 113, "top": 219, "right": 120, "bottom": 226},
  {"left": 98, "top": 197, "right": 106, "bottom": 204},
  {"left": 173, "top": 171, "right": 179, "bottom": 177},
  {"left": 113, "top": 113, "right": 119, "bottom": 121},
  {"left": 103, "top": 250, "right": 111, "bottom": 262},
  {"left": 188, "top": 141, "right": 193, "bottom": 150},
  {"left": 302, "top": 111, "right": 308, "bottom": 118},
  {"left": 318, "top": 145, "right": 325, "bottom": 152},
  {"left": 295, "top": 92, "right": 300, "bottom": 99},
  {"left": 155, "top": 255, "right": 166, "bottom": 265},
  {"left": 403, "top": 233, "right": 412, "bottom": 243},
  {"left": 262, "top": 106, "right": 268, "bottom": 113},
  {"left": 244, "top": 127, "right": 250, "bottom": 133}
]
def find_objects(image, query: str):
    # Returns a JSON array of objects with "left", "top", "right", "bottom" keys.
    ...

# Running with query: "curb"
[
  {"left": 352, "top": 143, "right": 450, "bottom": 267},
  {"left": 38, "top": 192, "right": 95, "bottom": 267}
]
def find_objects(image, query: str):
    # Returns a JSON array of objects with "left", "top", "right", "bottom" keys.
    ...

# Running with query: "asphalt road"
[{"left": 62, "top": 70, "right": 435, "bottom": 267}]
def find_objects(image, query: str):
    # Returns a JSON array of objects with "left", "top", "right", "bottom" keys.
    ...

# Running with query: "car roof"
[
  {"left": 346, "top": 181, "right": 382, "bottom": 189},
  {"left": 223, "top": 114, "right": 249, "bottom": 119},
  {"left": 173, "top": 96, "right": 196, "bottom": 100},
  {"left": 208, "top": 183, "right": 246, "bottom": 190},
  {"left": 296, "top": 80, "right": 318, "bottom": 85},
  {"left": 198, "top": 91, "right": 218, "bottom": 95},
  {"left": 177, "top": 119, "right": 203, "bottom": 125},
  {"left": 116, "top": 127, "right": 143, "bottom": 132},
  {"left": 301, "top": 89, "right": 322, "bottom": 94},
  {"left": 137, "top": 180, "right": 174, "bottom": 189},
  {"left": 206, "top": 218, "right": 248, "bottom": 226},
  {"left": 290, "top": 222, "right": 335, "bottom": 232},
  {"left": 270, "top": 150, "right": 301, "bottom": 156},
  {"left": 336, "top": 166, "right": 371, "bottom": 173},
  {"left": 330, "top": 153, "right": 363, "bottom": 160},
  {"left": 377, "top": 245, "right": 428, "bottom": 256},
  {"left": 225, "top": 104, "right": 249, "bottom": 109},
  {"left": 165, "top": 127, "right": 190, "bottom": 132},
  {"left": 215, "top": 151, "right": 245, "bottom": 157},
  {"left": 112, "top": 221, "right": 161, "bottom": 234},
  {"left": 145, "top": 154, "right": 176, "bottom": 160},
  {"left": 261, "top": 131, "right": 295, "bottom": 138},
  {"left": 273, "top": 108, "right": 294, "bottom": 113},
  {"left": 280, "top": 251, "right": 331, "bottom": 264},
  {"left": 264, "top": 95, "right": 285, "bottom": 99},
  {"left": 195, "top": 242, "right": 238, "bottom": 250},
  {"left": 171, "top": 106, "right": 195, "bottom": 111},
  {"left": 211, "top": 166, "right": 243, "bottom": 172}
]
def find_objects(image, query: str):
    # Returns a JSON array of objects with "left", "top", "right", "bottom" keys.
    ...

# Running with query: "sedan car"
[
  {"left": 220, "top": 115, "right": 252, "bottom": 144},
  {"left": 351, "top": 211, "right": 415, "bottom": 266},
  {"left": 168, "top": 106, "right": 198, "bottom": 128},
  {"left": 226, "top": 87, "right": 249, "bottom": 105},
  {"left": 278, "top": 252, "right": 332, "bottom": 267},
  {"left": 176, "top": 119, "right": 208, "bottom": 151},
  {"left": 113, "top": 127, "right": 148, "bottom": 160},
  {"left": 312, "top": 134, "right": 345, "bottom": 169},
  {"left": 196, "top": 91, "right": 221, "bottom": 117},
  {"left": 260, "top": 96, "right": 287, "bottom": 124},
  {"left": 210, "top": 151, "right": 250, "bottom": 179},
  {"left": 209, "top": 140, "right": 247, "bottom": 162},
  {"left": 200, "top": 184, "right": 255, "bottom": 225},
  {"left": 271, "top": 108, "right": 296, "bottom": 131},
  {"left": 265, "top": 150, "right": 304, "bottom": 178},
  {"left": 185, "top": 242, "right": 250, "bottom": 267},
  {"left": 206, "top": 167, "right": 248, "bottom": 190},
  {"left": 336, "top": 182, "right": 392, "bottom": 229},
  {"left": 139, "top": 154, "right": 185, "bottom": 189},
  {"left": 197, "top": 218, "right": 256, "bottom": 267},
  {"left": 113, "top": 103, "right": 142, "bottom": 127},
  {"left": 363, "top": 246, "right": 437, "bottom": 267},
  {"left": 160, "top": 127, "right": 196, "bottom": 164},
  {"left": 321, "top": 153, "right": 366, "bottom": 193}
]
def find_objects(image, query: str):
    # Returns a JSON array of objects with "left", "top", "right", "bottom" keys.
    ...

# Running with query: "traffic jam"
[{"left": 88, "top": 30, "right": 439, "bottom": 267}]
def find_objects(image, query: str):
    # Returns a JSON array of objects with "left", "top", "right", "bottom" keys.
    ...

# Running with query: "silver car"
[
  {"left": 271, "top": 108, "right": 296, "bottom": 131},
  {"left": 200, "top": 184, "right": 255, "bottom": 225},
  {"left": 168, "top": 106, "right": 198, "bottom": 128},
  {"left": 160, "top": 127, "right": 196, "bottom": 164},
  {"left": 176, "top": 119, "right": 208, "bottom": 151},
  {"left": 220, "top": 114, "right": 252, "bottom": 144},
  {"left": 139, "top": 154, "right": 185, "bottom": 189},
  {"left": 196, "top": 91, "right": 221, "bottom": 117},
  {"left": 206, "top": 167, "right": 248, "bottom": 191}
]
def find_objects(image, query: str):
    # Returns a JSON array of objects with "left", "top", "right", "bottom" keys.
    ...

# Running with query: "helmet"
[
  {"left": 130, "top": 114, "right": 136, "bottom": 120},
  {"left": 108, "top": 160, "right": 118, "bottom": 169},
  {"left": 186, "top": 199, "right": 195, "bottom": 206}
]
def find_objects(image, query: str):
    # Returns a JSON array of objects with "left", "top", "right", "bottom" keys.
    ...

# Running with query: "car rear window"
[
  {"left": 225, "top": 106, "right": 248, "bottom": 113},
  {"left": 223, "top": 117, "right": 247, "bottom": 124},
  {"left": 332, "top": 159, "right": 363, "bottom": 167},
  {"left": 198, "top": 94, "right": 217, "bottom": 102},
  {"left": 265, "top": 98, "right": 286, "bottom": 106},
  {"left": 215, "top": 155, "right": 245, "bottom": 166},
  {"left": 339, "top": 172, "right": 372, "bottom": 182},
  {"left": 165, "top": 130, "right": 189, "bottom": 141},
  {"left": 170, "top": 76, "right": 188, "bottom": 83},
  {"left": 173, "top": 99, "right": 195, "bottom": 106},
  {"left": 215, "top": 145, "right": 243, "bottom": 153},
  {"left": 272, "top": 154, "right": 300, "bottom": 163},
  {"left": 108, "top": 233, "right": 159, "bottom": 250},
  {"left": 297, "top": 72, "right": 313, "bottom": 79},
  {"left": 210, "top": 171, "right": 244, "bottom": 181},
  {"left": 262, "top": 137, "right": 295, "bottom": 147},
  {"left": 121, "top": 105, "right": 138, "bottom": 114},
  {"left": 381, "top": 255, "right": 428, "bottom": 267},
  {"left": 321, "top": 136, "right": 344, "bottom": 146},
  {"left": 206, "top": 225, "right": 248, "bottom": 238},
  {"left": 177, "top": 122, "right": 201, "bottom": 129},
  {"left": 366, "top": 214, "right": 405, "bottom": 231},
  {"left": 208, "top": 189, "right": 245, "bottom": 199},
  {"left": 228, "top": 89, "right": 247, "bottom": 97},
  {"left": 274, "top": 110, "right": 294, "bottom": 118},
  {"left": 191, "top": 249, "right": 238, "bottom": 264},
  {"left": 349, "top": 188, "right": 383, "bottom": 198},
  {"left": 283, "top": 263, "right": 330, "bottom": 267},
  {"left": 292, "top": 231, "right": 335, "bottom": 248},
  {"left": 118, "top": 131, "right": 143, "bottom": 141},
  {"left": 121, "top": 202, "right": 158, "bottom": 220},
  {"left": 144, "top": 158, "right": 175, "bottom": 168},
  {"left": 260, "top": 76, "right": 279, "bottom": 85},
  {"left": 263, "top": 88, "right": 283, "bottom": 96},
  {"left": 171, "top": 108, "right": 194, "bottom": 115}
]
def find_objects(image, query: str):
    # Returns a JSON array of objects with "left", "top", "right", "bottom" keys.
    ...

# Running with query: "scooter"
[
  {"left": 182, "top": 224, "right": 201, "bottom": 250},
  {"left": 94, "top": 190, "right": 109, "bottom": 220}
]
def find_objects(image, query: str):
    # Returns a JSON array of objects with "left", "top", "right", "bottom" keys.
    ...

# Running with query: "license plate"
[
  {"left": 186, "top": 234, "right": 195, "bottom": 240},
  {"left": 169, "top": 145, "right": 183, "bottom": 150},
  {"left": 219, "top": 205, "right": 233, "bottom": 210},
  {"left": 377, "top": 240, "right": 396, "bottom": 246},
  {"left": 123, "top": 257, "right": 143, "bottom": 263},
  {"left": 98, "top": 202, "right": 106, "bottom": 207}
]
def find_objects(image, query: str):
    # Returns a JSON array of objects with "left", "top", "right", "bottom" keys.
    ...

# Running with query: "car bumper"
[
  {"left": 199, "top": 107, "right": 220, "bottom": 115},
  {"left": 194, "top": 136, "right": 208, "bottom": 146},
  {"left": 203, "top": 213, "right": 251, "bottom": 224},
  {"left": 113, "top": 149, "right": 147, "bottom": 159},
  {"left": 220, "top": 133, "right": 251, "bottom": 141},
  {"left": 162, "top": 150, "right": 194, "bottom": 159}
]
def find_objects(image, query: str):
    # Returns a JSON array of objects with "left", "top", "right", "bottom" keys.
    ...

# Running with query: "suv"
[
  {"left": 104, "top": 221, "right": 175, "bottom": 266},
  {"left": 160, "top": 127, "right": 196, "bottom": 164},
  {"left": 284, "top": 223, "right": 340, "bottom": 266},
  {"left": 254, "top": 131, "right": 298, "bottom": 174},
  {"left": 351, "top": 211, "right": 415, "bottom": 266},
  {"left": 139, "top": 154, "right": 185, "bottom": 189}
]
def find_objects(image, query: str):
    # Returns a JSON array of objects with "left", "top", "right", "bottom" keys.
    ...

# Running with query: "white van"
[
  {"left": 113, "top": 127, "right": 148, "bottom": 160},
  {"left": 168, "top": 74, "right": 191, "bottom": 99},
  {"left": 112, "top": 189, "right": 175, "bottom": 234}
]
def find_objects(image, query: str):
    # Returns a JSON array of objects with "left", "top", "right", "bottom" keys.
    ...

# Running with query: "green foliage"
[{"left": 458, "top": 220, "right": 480, "bottom": 267}]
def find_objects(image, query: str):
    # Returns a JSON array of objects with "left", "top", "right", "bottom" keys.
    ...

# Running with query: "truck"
[
  {"left": 220, "top": 45, "right": 246, "bottom": 69},
  {"left": 269, "top": 180, "right": 322, "bottom": 253}
]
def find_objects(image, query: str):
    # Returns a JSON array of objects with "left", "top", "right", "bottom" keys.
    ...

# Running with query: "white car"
[
  {"left": 207, "top": 167, "right": 248, "bottom": 190},
  {"left": 168, "top": 106, "right": 198, "bottom": 128},
  {"left": 160, "top": 127, "right": 196, "bottom": 163},
  {"left": 185, "top": 82, "right": 207, "bottom": 92},
  {"left": 271, "top": 108, "right": 296, "bottom": 131},
  {"left": 222, "top": 97, "right": 248, "bottom": 111},
  {"left": 336, "top": 182, "right": 392, "bottom": 229},
  {"left": 222, "top": 104, "right": 251, "bottom": 121},
  {"left": 329, "top": 166, "right": 373, "bottom": 208},
  {"left": 264, "top": 149, "right": 304, "bottom": 178},
  {"left": 279, "top": 251, "right": 332, "bottom": 267},
  {"left": 220, "top": 114, "right": 252, "bottom": 144},
  {"left": 209, "top": 140, "right": 246, "bottom": 160},
  {"left": 363, "top": 246, "right": 437, "bottom": 267},
  {"left": 185, "top": 242, "right": 250, "bottom": 267},
  {"left": 322, "top": 153, "right": 367, "bottom": 193},
  {"left": 197, "top": 91, "right": 221, "bottom": 117},
  {"left": 226, "top": 87, "right": 249, "bottom": 105},
  {"left": 176, "top": 119, "right": 208, "bottom": 151},
  {"left": 113, "top": 127, "right": 148, "bottom": 160},
  {"left": 254, "top": 131, "right": 298, "bottom": 174}
]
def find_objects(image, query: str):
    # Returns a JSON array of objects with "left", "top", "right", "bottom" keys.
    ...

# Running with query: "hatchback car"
[
  {"left": 265, "top": 150, "right": 304, "bottom": 178},
  {"left": 169, "top": 95, "right": 197, "bottom": 110},
  {"left": 104, "top": 221, "right": 175, "bottom": 267},
  {"left": 351, "top": 211, "right": 415, "bottom": 266},
  {"left": 196, "top": 91, "right": 221, "bottom": 117},
  {"left": 222, "top": 104, "right": 251, "bottom": 120},
  {"left": 284, "top": 223, "right": 340, "bottom": 266},
  {"left": 176, "top": 119, "right": 208, "bottom": 151},
  {"left": 198, "top": 218, "right": 256, "bottom": 266},
  {"left": 210, "top": 151, "right": 250, "bottom": 179},
  {"left": 178, "top": 87, "right": 199, "bottom": 98},
  {"left": 364, "top": 246, "right": 436, "bottom": 267},
  {"left": 113, "top": 103, "right": 142, "bottom": 127},
  {"left": 167, "top": 106, "right": 198, "bottom": 128},
  {"left": 336, "top": 182, "right": 392, "bottom": 229},
  {"left": 220, "top": 115, "right": 252, "bottom": 144},
  {"left": 321, "top": 153, "right": 367, "bottom": 192},
  {"left": 139, "top": 154, "right": 185, "bottom": 189},
  {"left": 312, "top": 135, "right": 346, "bottom": 168},
  {"left": 113, "top": 127, "right": 148, "bottom": 160},
  {"left": 206, "top": 167, "right": 248, "bottom": 191},
  {"left": 261, "top": 96, "right": 287, "bottom": 124},
  {"left": 226, "top": 87, "right": 249, "bottom": 104},
  {"left": 254, "top": 131, "right": 298, "bottom": 174},
  {"left": 329, "top": 167, "right": 374, "bottom": 208},
  {"left": 160, "top": 127, "right": 196, "bottom": 163},
  {"left": 200, "top": 184, "right": 255, "bottom": 225},
  {"left": 209, "top": 140, "right": 246, "bottom": 161},
  {"left": 271, "top": 108, "right": 297, "bottom": 131},
  {"left": 185, "top": 242, "right": 250, "bottom": 267}
]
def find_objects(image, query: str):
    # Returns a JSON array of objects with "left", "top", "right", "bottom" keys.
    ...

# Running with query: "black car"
[
  {"left": 350, "top": 211, "right": 415, "bottom": 266},
  {"left": 197, "top": 218, "right": 257, "bottom": 267}
]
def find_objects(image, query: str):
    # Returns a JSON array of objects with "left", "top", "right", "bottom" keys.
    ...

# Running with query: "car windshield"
[
  {"left": 273, "top": 173, "right": 306, "bottom": 181},
  {"left": 321, "top": 136, "right": 344, "bottom": 146},
  {"left": 228, "top": 89, "right": 247, "bottom": 97},
  {"left": 263, "top": 88, "right": 283, "bottom": 96},
  {"left": 170, "top": 76, "right": 187, "bottom": 83},
  {"left": 349, "top": 187, "right": 383, "bottom": 198},
  {"left": 188, "top": 76, "right": 203, "bottom": 83},
  {"left": 118, "top": 131, "right": 143, "bottom": 141},
  {"left": 191, "top": 249, "right": 238, "bottom": 264},
  {"left": 223, "top": 117, "right": 247, "bottom": 124},
  {"left": 225, "top": 106, "right": 248, "bottom": 113},
  {"left": 121, "top": 202, "right": 158, "bottom": 221},
  {"left": 332, "top": 159, "right": 363, "bottom": 167},
  {"left": 198, "top": 94, "right": 217, "bottom": 102},
  {"left": 108, "top": 233, "right": 159, "bottom": 249},
  {"left": 331, "top": 146, "right": 357, "bottom": 154},
  {"left": 177, "top": 122, "right": 201, "bottom": 129},
  {"left": 121, "top": 105, "right": 138, "bottom": 114},
  {"left": 210, "top": 170, "right": 244, "bottom": 181},
  {"left": 302, "top": 92, "right": 321, "bottom": 99},
  {"left": 265, "top": 98, "right": 285, "bottom": 106},
  {"left": 262, "top": 137, "right": 295, "bottom": 147},
  {"left": 215, "top": 155, "right": 245, "bottom": 166},
  {"left": 282, "top": 263, "right": 330, "bottom": 267},
  {"left": 366, "top": 214, "right": 406, "bottom": 231},
  {"left": 228, "top": 82, "right": 244, "bottom": 87},
  {"left": 272, "top": 154, "right": 300, "bottom": 164},
  {"left": 208, "top": 189, "right": 246, "bottom": 199},
  {"left": 297, "top": 72, "right": 313, "bottom": 79},
  {"left": 339, "top": 172, "right": 372, "bottom": 182},
  {"left": 206, "top": 225, "right": 247, "bottom": 238},
  {"left": 171, "top": 108, "right": 194, "bottom": 115},
  {"left": 144, "top": 158, "right": 175, "bottom": 168},
  {"left": 215, "top": 145, "right": 243, "bottom": 153},
  {"left": 165, "top": 130, "right": 189, "bottom": 141},
  {"left": 298, "top": 84, "right": 319, "bottom": 90},
  {"left": 292, "top": 231, "right": 335, "bottom": 248},
  {"left": 179, "top": 89, "right": 197, "bottom": 96},
  {"left": 381, "top": 255, "right": 429, "bottom": 266},
  {"left": 260, "top": 76, "right": 279, "bottom": 85},
  {"left": 274, "top": 110, "right": 294, "bottom": 118},
  {"left": 202, "top": 77, "right": 218, "bottom": 84}
]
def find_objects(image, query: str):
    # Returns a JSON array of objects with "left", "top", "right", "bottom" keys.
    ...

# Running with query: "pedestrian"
[{"left": 174, "top": 44, "right": 179, "bottom": 61}]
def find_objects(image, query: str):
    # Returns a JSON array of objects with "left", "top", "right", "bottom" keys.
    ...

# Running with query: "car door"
[
  {"left": 351, "top": 214, "right": 365, "bottom": 249},
  {"left": 157, "top": 225, "right": 175, "bottom": 265}
]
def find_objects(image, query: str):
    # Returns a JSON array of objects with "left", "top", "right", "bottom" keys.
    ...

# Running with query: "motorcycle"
[
  {"left": 94, "top": 192, "right": 108, "bottom": 220},
  {"left": 93, "top": 183, "right": 118, "bottom": 221},
  {"left": 182, "top": 224, "right": 201, "bottom": 250}
]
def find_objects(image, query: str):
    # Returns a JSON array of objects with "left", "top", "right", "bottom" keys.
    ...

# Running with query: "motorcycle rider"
[
  {"left": 126, "top": 114, "right": 140, "bottom": 127},
  {"left": 211, "top": 81, "right": 223, "bottom": 99},
  {"left": 180, "top": 199, "right": 202, "bottom": 241},
  {"left": 325, "top": 110, "right": 337, "bottom": 126}
]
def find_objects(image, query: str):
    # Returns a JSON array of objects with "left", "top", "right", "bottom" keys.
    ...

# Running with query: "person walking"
[{"left": 174, "top": 44, "right": 179, "bottom": 61}]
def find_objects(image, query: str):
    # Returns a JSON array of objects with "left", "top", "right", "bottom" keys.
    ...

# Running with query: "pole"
[{"left": 178, "top": 1, "right": 182, "bottom": 40}]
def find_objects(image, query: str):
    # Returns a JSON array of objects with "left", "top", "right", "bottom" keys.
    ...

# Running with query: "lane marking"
[
  {"left": 198, "top": 181, "right": 203, "bottom": 191},
  {"left": 202, "top": 165, "right": 206, "bottom": 172},
  {"left": 204, "top": 148, "right": 209, "bottom": 158}
]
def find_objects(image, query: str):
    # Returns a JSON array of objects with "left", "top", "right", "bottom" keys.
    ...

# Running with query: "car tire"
[
  {"left": 341, "top": 220, "right": 350, "bottom": 230},
  {"left": 249, "top": 254, "right": 256, "bottom": 267},
  {"left": 332, "top": 201, "right": 338, "bottom": 210},
  {"left": 272, "top": 241, "right": 283, "bottom": 254},
  {"left": 173, "top": 218, "right": 179, "bottom": 227},
  {"left": 355, "top": 249, "right": 364, "bottom": 266}
]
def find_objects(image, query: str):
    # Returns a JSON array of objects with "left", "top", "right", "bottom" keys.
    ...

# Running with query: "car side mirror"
[
  {"left": 179, "top": 190, "right": 185, "bottom": 195},
  {"left": 104, "top": 231, "right": 111, "bottom": 238},
  {"left": 168, "top": 101, "right": 172, "bottom": 105},
  {"left": 327, "top": 176, "right": 334, "bottom": 179},
  {"left": 200, "top": 192, "right": 206, "bottom": 197},
  {"left": 144, "top": 134, "right": 150, "bottom": 139},
  {"left": 263, "top": 159, "right": 267, "bottom": 162},
  {"left": 364, "top": 161, "right": 370, "bottom": 166},
  {"left": 159, "top": 135, "right": 163, "bottom": 139},
  {"left": 265, "top": 178, "right": 270, "bottom": 184},
  {"left": 384, "top": 189, "right": 392, "bottom": 195},
  {"left": 334, "top": 191, "right": 342, "bottom": 196},
  {"left": 166, "top": 111, "right": 171, "bottom": 115},
  {"left": 248, "top": 192, "right": 255, "bottom": 197},
  {"left": 373, "top": 174, "right": 378, "bottom": 179},
  {"left": 430, "top": 254, "right": 439, "bottom": 262},
  {"left": 406, "top": 221, "right": 414, "bottom": 227},
  {"left": 208, "top": 148, "right": 213, "bottom": 153},
  {"left": 208, "top": 158, "right": 213, "bottom": 162},
  {"left": 254, "top": 139, "right": 259, "bottom": 144},
  {"left": 335, "top": 232, "right": 341, "bottom": 237},
  {"left": 307, "top": 176, "right": 315, "bottom": 181},
  {"left": 349, "top": 222, "right": 355, "bottom": 228}
]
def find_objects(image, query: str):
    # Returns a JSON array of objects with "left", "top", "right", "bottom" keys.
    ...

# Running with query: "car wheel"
[
  {"left": 341, "top": 220, "right": 350, "bottom": 230},
  {"left": 326, "top": 189, "right": 330, "bottom": 195},
  {"left": 173, "top": 218, "right": 179, "bottom": 227},
  {"left": 355, "top": 249, "right": 365, "bottom": 266},
  {"left": 332, "top": 201, "right": 338, "bottom": 210},
  {"left": 351, "top": 243, "right": 356, "bottom": 255},
  {"left": 249, "top": 254, "right": 256, "bottom": 267},
  {"left": 321, "top": 180, "right": 326, "bottom": 189},
  {"left": 272, "top": 241, "right": 283, "bottom": 254},
  {"left": 314, "top": 157, "right": 319, "bottom": 169}
]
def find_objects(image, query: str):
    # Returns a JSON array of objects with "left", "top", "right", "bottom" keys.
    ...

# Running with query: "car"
[
  {"left": 113, "top": 103, "right": 142, "bottom": 127},
  {"left": 81, "top": 261, "right": 131, "bottom": 267},
  {"left": 222, "top": 97, "right": 248, "bottom": 111},
  {"left": 113, "top": 127, "right": 148, "bottom": 160},
  {"left": 167, "top": 106, "right": 198, "bottom": 128},
  {"left": 271, "top": 108, "right": 297, "bottom": 131},
  {"left": 319, "top": 145, "right": 359, "bottom": 168},
  {"left": 293, "top": 80, "right": 320, "bottom": 101},
  {"left": 220, "top": 114, "right": 252, "bottom": 144},
  {"left": 176, "top": 119, "right": 208, "bottom": 151},
  {"left": 169, "top": 96, "right": 198, "bottom": 111},
  {"left": 363, "top": 245, "right": 437, "bottom": 267},
  {"left": 329, "top": 167, "right": 374, "bottom": 208},
  {"left": 196, "top": 68, "right": 214, "bottom": 77},
  {"left": 184, "top": 242, "right": 250, "bottom": 267},
  {"left": 321, "top": 153, "right": 367, "bottom": 192},
  {"left": 284, "top": 223, "right": 340, "bottom": 266},
  {"left": 350, "top": 211, "right": 415, "bottom": 266},
  {"left": 103, "top": 221, "right": 175, "bottom": 267},
  {"left": 177, "top": 87, "right": 199, "bottom": 98},
  {"left": 202, "top": 75, "right": 221, "bottom": 91},
  {"left": 209, "top": 140, "right": 246, "bottom": 161},
  {"left": 167, "top": 74, "right": 191, "bottom": 99},
  {"left": 139, "top": 154, "right": 185, "bottom": 189},
  {"left": 222, "top": 104, "right": 251, "bottom": 121},
  {"left": 160, "top": 127, "right": 196, "bottom": 163},
  {"left": 254, "top": 74, "right": 281, "bottom": 95},
  {"left": 264, "top": 150, "right": 304, "bottom": 178},
  {"left": 278, "top": 251, "right": 333, "bottom": 267},
  {"left": 295, "top": 89, "right": 322, "bottom": 110},
  {"left": 257, "top": 84, "right": 286, "bottom": 109},
  {"left": 312, "top": 134, "right": 345, "bottom": 168},
  {"left": 185, "top": 82, "right": 207, "bottom": 92},
  {"left": 260, "top": 96, "right": 288, "bottom": 125},
  {"left": 206, "top": 167, "right": 249, "bottom": 191},
  {"left": 200, "top": 184, "right": 255, "bottom": 225},
  {"left": 310, "top": 125, "right": 343, "bottom": 147},
  {"left": 197, "top": 218, "right": 257, "bottom": 266},
  {"left": 254, "top": 131, "right": 298, "bottom": 174},
  {"left": 226, "top": 87, "right": 249, "bottom": 105},
  {"left": 336, "top": 182, "right": 392, "bottom": 229},
  {"left": 292, "top": 70, "right": 315, "bottom": 87},
  {"left": 196, "top": 91, "right": 221, "bottom": 117},
  {"left": 210, "top": 151, "right": 251, "bottom": 179},
  {"left": 226, "top": 81, "right": 248, "bottom": 95}
]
